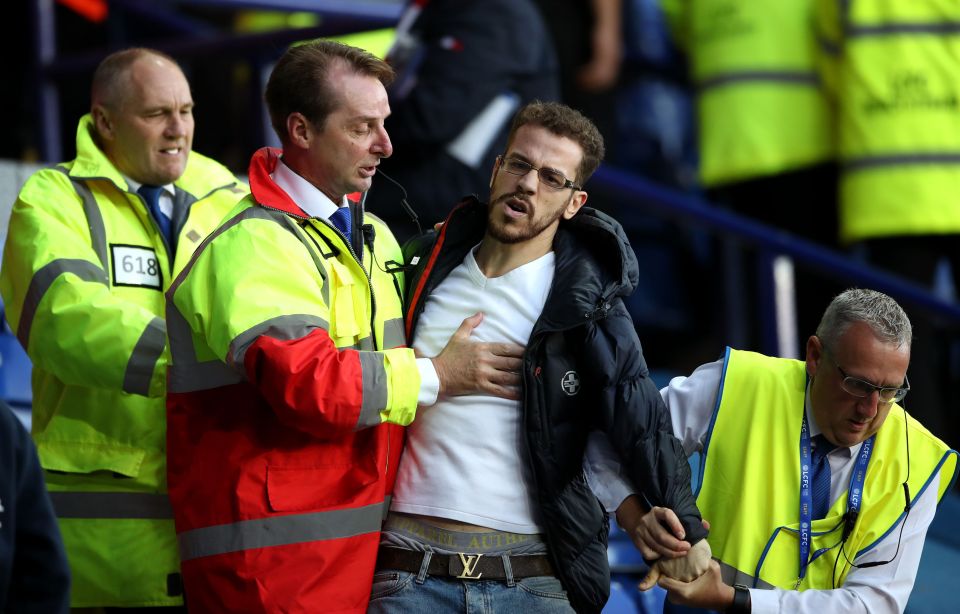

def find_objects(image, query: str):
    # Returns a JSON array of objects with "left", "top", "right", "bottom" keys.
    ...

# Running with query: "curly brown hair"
[{"left": 505, "top": 101, "right": 605, "bottom": 185}]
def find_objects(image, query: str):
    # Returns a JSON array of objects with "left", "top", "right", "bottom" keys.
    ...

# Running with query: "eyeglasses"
[
  {"left": 824, "top": 349, "right": 910, "bottom": 404},
  {"left": 497, "top": 155, "right": 581, "bottom": 191}
]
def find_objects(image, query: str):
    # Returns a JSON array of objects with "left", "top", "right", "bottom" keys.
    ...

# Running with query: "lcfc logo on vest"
[{"left": 561, "top": 371, "right": 580, "bottom": 396}]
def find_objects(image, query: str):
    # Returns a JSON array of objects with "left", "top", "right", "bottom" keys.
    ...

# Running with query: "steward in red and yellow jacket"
[{"left": 165, "top": 147, "right": 420, "bottom": 613}]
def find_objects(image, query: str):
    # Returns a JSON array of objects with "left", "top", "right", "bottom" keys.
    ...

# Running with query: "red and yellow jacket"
[{"left": 165, "top": 147, "right": 419, "bottom": 613}]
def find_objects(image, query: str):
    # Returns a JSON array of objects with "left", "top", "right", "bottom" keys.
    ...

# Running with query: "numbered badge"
[{"left": 111, "top": 244, "right": 162, "bottom": 289}]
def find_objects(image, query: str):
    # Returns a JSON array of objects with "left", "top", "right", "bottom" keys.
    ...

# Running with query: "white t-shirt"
[{"left": 391, "top": 246, "right": 555, "bottom": 533}]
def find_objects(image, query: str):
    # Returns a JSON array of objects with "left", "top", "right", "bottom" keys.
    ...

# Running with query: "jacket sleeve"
[
  {"left": 0, "top": 170, "right": 166, "bottom": 397},
  {"left": 586, "top": 303, "right": 708, "bottom": 545},
  {"left": 2, "top": 402, "right": 71, "bottom": 613},
  {"left": 171, "top": 213, "right": 420, "bottom": 440}
]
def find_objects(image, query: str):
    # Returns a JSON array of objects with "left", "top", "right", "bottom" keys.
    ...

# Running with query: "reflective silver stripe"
[
  {"left": 50, "top": 492, "right": 173, "bottom": 519},
  {"left": 717, "top": 559, "right": 775, "bottom": 590},
  {"left": 56, "top": 169, "right": 109, "bottom": 271},
  {"left": 168, "top": 360, "right": 244, "bottom": 393},
  {"left": 178, "top": 501, "right": 385, "bottom": 562},
  {"left": 845, "top": 153, "right": 960, "bottom": 172},
  {"left": 122, "top": 317, "right": 166, "bottom": 396},
  {"left": 165, "top": 303, "right": 199, "bottom": 366},
  {"left": 17, "top": 258, "right": 108, "bottom": 349},
  {"left": 228, "top": 314, "right": 330, "bottom": 369},
  {"left": 382, "top": 318, "right": 406, "bottom": 349},
  {"left": 698, "top": 71, "right": 819, "bottom": 93},
  {"left": 849, "top": 22, "right": 960, "bottom": 37},
  {"left": 339, "top": 336, "right": 374, "bottom": 351},
  {"left": 357, "top": 352, "right": 387, "bottom": 430}
]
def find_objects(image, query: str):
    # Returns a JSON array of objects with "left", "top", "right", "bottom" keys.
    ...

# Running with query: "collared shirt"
[
  {"left": 586, "top": 358, "right": 938, "bottom": 614},
  {"left": 270, "top": 156, "right": 440, "bottom": 406},
  {"left": 270, "top": 156, "right": 345, "bottom": 218},
  {"left": 125, "top": 176, "right": 175, "bottom": 219}
]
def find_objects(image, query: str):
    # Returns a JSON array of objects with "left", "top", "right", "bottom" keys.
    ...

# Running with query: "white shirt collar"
[
  {"left": 270, "top": 156, "right": 347, "bottom": 218},
  {"left": 124, "top": 176, "right": 175, "bottom": 198}
]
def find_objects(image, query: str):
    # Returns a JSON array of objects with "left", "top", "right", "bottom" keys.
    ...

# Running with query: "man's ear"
[
  {"left": 562, "top": 190, "right": 588, "bottom": 220},
  {"left": 92, "top": 104, "right": 114, "bottom": 142},
  {"left": 805, "top": 335, "right": 823, "bottom": 378},
  {"left": 286, "top": 112, "right": 313, "bottom": 149}
]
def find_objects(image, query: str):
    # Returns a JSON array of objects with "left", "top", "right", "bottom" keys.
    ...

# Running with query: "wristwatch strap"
[{"left": 727, "top": 584, "right": 751, "bottom": 613}]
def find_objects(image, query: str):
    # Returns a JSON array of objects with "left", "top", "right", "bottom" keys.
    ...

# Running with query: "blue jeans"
[{"left": 367, "top": 569, "right": 575, "bottom": 613}]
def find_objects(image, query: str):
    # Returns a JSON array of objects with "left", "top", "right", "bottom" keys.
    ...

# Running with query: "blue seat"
[{"left": 603, "top": 578, "right": 641, "bottom": 614}]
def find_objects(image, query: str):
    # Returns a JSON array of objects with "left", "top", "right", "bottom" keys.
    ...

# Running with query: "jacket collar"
[
  {"left": 69, "top": 114, "right": 132, "bottom": 190},
  {"left": 248, "top": 147, "right": 312, "bottom": 218}
]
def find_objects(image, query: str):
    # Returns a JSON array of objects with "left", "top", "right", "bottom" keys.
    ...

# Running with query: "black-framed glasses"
[
  {"left": 825, "top": 348, "right": 910, "bottom": 404},
  {"left": 497, "top": 155, "right": 581, "bottom": 191}
]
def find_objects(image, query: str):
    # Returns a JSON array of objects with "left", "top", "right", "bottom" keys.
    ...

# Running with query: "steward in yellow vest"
[
  {"left": 817, "top": 0, "right": 960, "bottom": 468},
  {"left": 663, "top": 0, "right": 841, "bottom": 351},
  {"left": 701, "top": 348, "right": 955, "bottom": 593},
  {"left": 662, "top": 0, "right": 832, "bottom": 188},
  {"left": 620, "top": 289, "right": 957, "bottom": 612},
  {"left": 817, "top": 0, "right": 960, "bottom": 244},
  {"left": 0, "top": 50, "right": 246, "bottom": 607}
]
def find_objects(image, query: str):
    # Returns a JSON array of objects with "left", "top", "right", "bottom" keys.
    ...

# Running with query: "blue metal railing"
[{"left": 591, "top": 165, "right": 960, "bottom": 357}]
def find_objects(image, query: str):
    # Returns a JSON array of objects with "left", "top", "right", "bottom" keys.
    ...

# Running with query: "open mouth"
[
  {"left": 160, "top": 147, "right": 182, "bottom": 155},
  {"left": 504, "top": 197, "right": 529, "bottom": 216}
]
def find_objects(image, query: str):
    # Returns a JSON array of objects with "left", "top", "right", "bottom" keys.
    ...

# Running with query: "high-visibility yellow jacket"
[
  {"left": 697, "top": 348, "right": 957, "bottom": 589},
  {"left": 165, "top": 147, "right": 419, "bottom": 614},
  {"left": 663, "top": 0, "right": 833, "bottom": 187},
  {"left": 816, "top": 0, "right": 960, "bottom": 243},
  {"left": 0, "top": 114, "right": 246, "bottom": 607}
]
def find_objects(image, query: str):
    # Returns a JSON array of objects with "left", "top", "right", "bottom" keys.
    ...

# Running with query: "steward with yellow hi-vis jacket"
[
  {"left": 661, "top": 0, "right": 841, "bottom": 352},
  {"left": 662, "top": 0, "right": 832, "bottom": 188},
  {"left": 816, "top": 0, "right": 960, "bottom": 465},
  {"left": 0, "top": 49, "right": 246, "bottom": 608}
]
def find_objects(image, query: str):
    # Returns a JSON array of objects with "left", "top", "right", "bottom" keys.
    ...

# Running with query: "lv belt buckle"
[{"left": 453, "top": 552, "right": 484, "bottom": 580}]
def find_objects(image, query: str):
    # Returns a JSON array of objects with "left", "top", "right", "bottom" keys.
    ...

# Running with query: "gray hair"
[{"left": 816, "top": 288, "right": 912, "bottom": 350}]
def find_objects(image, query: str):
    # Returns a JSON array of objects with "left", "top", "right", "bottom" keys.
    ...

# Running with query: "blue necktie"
[
  {"left": 138, "top": 184, "right": 174, "bottom": 249},
  {"left": 811, "top": 435, "right": 836, "bottom": 519},
  {"left": 330, "top": 206, "right": 353, "bottom": 245}
]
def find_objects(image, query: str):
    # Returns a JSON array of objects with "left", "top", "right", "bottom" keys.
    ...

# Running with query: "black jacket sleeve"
[
  {"left": 0, "top": 401, "right": 71, "bottom": 613},
  {"left": 586, "top": 304, "right": 708, "bottom": 546}
]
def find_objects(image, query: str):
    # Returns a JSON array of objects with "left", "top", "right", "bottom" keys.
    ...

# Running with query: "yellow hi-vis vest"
[
  {"left": 818, "top": 0, "right": 960, "bottom": 243},
  {"left": 662, "top": 0, "right": 833, "bottom": 187},
  {"left": 697, "top": 348, "right": 958, "bottom": 590},
  {"left": 0, "top": 115, "right": 246, "bottom": 607}
]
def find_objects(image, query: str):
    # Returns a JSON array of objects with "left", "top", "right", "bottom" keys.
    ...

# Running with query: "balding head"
[
  {"left": 91, "top": 48, "right": 195, "bottom": 185},
  {"left": 91, "top": 48, "right": 181, "bottom": 112}
]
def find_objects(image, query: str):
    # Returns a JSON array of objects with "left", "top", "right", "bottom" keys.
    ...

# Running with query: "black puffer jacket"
[{"left": 403, "top": 198, "right": 707, "bottom": 613}]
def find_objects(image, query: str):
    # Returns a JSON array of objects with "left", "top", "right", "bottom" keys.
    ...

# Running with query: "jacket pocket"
[
  {"left": 266, "top": 463, "right": 378, "bottom": 513},
  {"left": 38, "top": 439, "right": 145, "bottom": 478}
]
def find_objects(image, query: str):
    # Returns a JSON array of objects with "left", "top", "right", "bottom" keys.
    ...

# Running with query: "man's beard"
[{"left": 486, "top": 192, "right": 566, "bottom": 244}]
